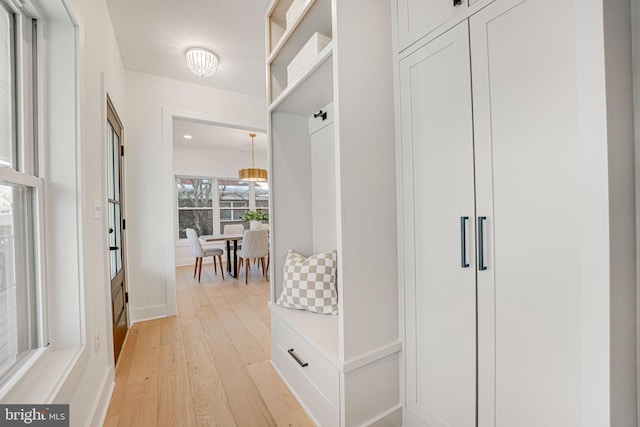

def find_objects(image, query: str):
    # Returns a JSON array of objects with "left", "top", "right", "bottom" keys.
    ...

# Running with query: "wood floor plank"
[
  {"left": 277, "top": 408, "right": 316, "bottom": 427},
  {"left": 189, "top": 284, "right": 218, "bottom": 319},
  {"left": 106, "top": 327, "right": 139, "bottom": 418},
  {"left": 231, "top": 302, "right": 270, "bottom": 337},
  {"left": 221, "top": 313, "right": 270, "bottom": 365},
  {"left": 115, "top": 326, "right": 139, "bottom": 379},
  {"left": 126, "top": 320, "right": 161, "bottom": 385},
  {"left": 116, "top": 377, "right": 159, "bottom": 427},
  {"left": 247, "top": 360, "right": 306, "bottom": 421},
  {"left": 204, "top": 286, "right": 236, "bottom": 320},
  {"left": 103, "top": 415, "right": 118, "bottom": 427},
  {"left": 157, "top": 343, "right": 196, "bottom": 427},
  {"left": 159, "top": 315, "right": 182, "bottom": 347},
  {"left": 199, "top": 311, "right": 227, "bottom": 342},
  {"left": 255, "top": 305, "right": 272, "bottom": 329},
  {"left": 177, "top": 284, "right": 199, "bottom": 324},
  {"left": 183, "top": 331, "right": 236, "bottom": 426},
  {"left": 181, "top": 319, "right": 207, "bottom": 343}
]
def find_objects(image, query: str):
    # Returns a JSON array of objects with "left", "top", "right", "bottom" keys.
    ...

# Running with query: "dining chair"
[
  {"left": 237, "top": 229, "right": 269, "bottom": 285},
  {"left": 261, "top": 223, "right": 270, "bottom": 273},
  {"left": 186, "top": 228, "right": 224, "bottom": 282},
  {"left": 223, "top": 223, "right": 244, "bottom": 250},
  {"left": 223, "top": 223, "right": 245, "bottom": 235}
]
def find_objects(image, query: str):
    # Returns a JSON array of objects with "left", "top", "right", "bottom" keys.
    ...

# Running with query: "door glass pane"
[
  {"left": 107, "top": 124, "right": 114, "bottom": 200},
  {"left": 113, "top": 132, "right": 120, "bottom": 202},
  {"left": 0, "top": 183, "right": 37, "bottom": 382},
  {"left": 0, "top": 8, "right": 14, "bottom": 169}
]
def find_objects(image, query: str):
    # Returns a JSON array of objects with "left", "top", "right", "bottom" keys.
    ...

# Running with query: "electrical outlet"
[{"left": 94, "top": 330, "right": 100, "bottom": 353}]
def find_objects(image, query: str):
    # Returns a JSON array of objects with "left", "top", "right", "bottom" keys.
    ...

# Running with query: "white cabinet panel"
[
  {"left": 400, "top": 21, "right": 476, "bottom": 427},
  {"left": 310, "top": 119, "right": 337, "bottom": 254},
  {"left": 397, "top": 0, "right": 466, "bottom": 50},
  {"left": 396, "top": 0, "right": 498, "bottom": 50},
  {"left": 471, "top": 0, "right": 582, "bottom": 426}
]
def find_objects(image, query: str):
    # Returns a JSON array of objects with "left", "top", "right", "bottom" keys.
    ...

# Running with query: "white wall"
[
  {"left": 174, "top": 142, "right": 268, "bottom": 178},
  {"left": 173, "top": 143, "right": 268, "bottom": 266},
  {"left": 124, "top": 71, "right": 266, "bottom": 323}
]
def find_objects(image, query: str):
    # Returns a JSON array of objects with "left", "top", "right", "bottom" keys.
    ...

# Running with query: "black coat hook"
[{"left": 314, "top": 110, "right": 327, "bottom": 121}]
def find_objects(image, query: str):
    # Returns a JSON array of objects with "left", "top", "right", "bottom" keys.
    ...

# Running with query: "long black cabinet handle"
[
  {"left": 477, "top": 216, "right": 487, "bottom": 271},
  {"left": 460, "top": 216, "right": 469, "bottom": 268},
  {"left": 288, "top": 349, "right": 308, "bottom": 367}
]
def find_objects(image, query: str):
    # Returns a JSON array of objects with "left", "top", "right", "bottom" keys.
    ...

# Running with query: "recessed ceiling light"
[{"left": 183, "top": 135, "right": 192, "bottom": 139}]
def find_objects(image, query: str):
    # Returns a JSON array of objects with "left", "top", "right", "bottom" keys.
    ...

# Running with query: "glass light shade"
[
  {"left": 239, "top": 167, "right": 268, "bottom": 182},
  {"left": 185, "top": 47, "right": 219, "bottom": 77}
]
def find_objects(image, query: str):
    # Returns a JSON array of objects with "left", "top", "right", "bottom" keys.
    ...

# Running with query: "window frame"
[{"left": 0, "top": 0, "right": 47, "bottom": 391}]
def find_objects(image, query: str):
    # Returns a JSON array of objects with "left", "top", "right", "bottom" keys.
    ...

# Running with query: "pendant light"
[{"left": 239, "top": 133, "right": 267, "bottom": 182}]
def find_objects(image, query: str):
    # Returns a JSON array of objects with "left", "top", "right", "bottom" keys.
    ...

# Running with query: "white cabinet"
[
  {"left": 266, "top": 0, "right": 401, "bottom": 425},
  {"left": 395, "top": 0, "right": 495, "bottom": 51},
  {"left": 395, "top": 0, "right": 637, "bottom": 426}
]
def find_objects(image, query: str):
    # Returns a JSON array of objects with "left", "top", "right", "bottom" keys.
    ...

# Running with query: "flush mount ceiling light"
[
  {"left": 239, "top": 133, "right": 268, "bottom": 182},
  {"left": 185, "top": 47, "right": 219, "bottom": 77}
]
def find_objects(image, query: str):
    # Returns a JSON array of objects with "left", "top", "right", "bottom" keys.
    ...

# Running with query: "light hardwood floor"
[{"left": 104, "top": 263, "right": 314, "bottom": 427}]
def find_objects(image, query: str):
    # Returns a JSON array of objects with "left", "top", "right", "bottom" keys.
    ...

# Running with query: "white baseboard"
[
  {"left": 130, "top": 304, "right": 168, "bottom": 324},
  {"left": 89, "top": 367, "right": 115, "bottom": 427}
]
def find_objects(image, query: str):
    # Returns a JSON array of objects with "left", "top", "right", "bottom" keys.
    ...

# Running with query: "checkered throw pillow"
[{"left": 277, "top": 249, "right": 338, "bottom": 315}]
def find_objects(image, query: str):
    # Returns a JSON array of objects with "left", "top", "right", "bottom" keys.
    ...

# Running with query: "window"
[
  {"left": 0, "top": 1, "right": 43, "bottom": 385},
  {"left": 177, "top": 177, "right": 213, "bottom": 238},
  {"left": 219, "top": 179, "right": 249, "bottom": 225},
  {"left": 255, "top": 181, "right": 269, "bottom": 217},
  {"left": 176, "top": 176, "right": 268, "bottom": 237}
]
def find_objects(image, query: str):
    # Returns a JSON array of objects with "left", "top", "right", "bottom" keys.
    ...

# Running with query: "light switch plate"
[{"left": 93, "top": 198, "right": 102, "bottom": 220}]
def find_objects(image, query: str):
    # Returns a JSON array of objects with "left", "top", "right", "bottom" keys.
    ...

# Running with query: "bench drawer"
[{"left": 272, "top": 314, "right": 340, "bottom": 426}]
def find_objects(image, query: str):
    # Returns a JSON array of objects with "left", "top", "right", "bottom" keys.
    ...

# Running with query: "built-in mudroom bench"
[{"left": 265, "top": 0, "right": 401, "bottom": 425}]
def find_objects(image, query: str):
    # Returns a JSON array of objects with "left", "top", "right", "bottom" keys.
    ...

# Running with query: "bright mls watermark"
[{"left": 0, "top": 405, "right": 69, "bottom": 426}]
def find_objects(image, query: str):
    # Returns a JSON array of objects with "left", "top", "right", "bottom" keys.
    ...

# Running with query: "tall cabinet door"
[
  {"left": 471, "top": 1, "right": 582, "bottom": 426},
  {"left": 400, "top": 21, "right": 476, "bottom": 427}
]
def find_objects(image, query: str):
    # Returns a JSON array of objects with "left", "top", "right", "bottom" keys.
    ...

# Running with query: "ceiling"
[
  {"left": 172, "top": 119, "right": 267, "bottom": 153},
  {"left": 107, "top": 1, "right": 269, "bottom": 151},
  {"left": 106, "top": 0, "right": 268, "bottom": 99}
]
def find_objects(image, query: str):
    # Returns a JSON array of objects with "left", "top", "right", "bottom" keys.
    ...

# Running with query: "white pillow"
[{"left": 277, "top": 249, "right": 338, "bottom": 315}]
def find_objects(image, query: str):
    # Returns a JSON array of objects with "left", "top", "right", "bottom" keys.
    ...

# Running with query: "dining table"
[{"left": 199, "top": 233, "right": 244, "bottom": 279}]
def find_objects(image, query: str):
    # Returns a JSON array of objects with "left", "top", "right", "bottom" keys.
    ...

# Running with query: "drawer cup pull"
[{"left": 288, "top": 349, "right": 309, "bottom": 367}]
